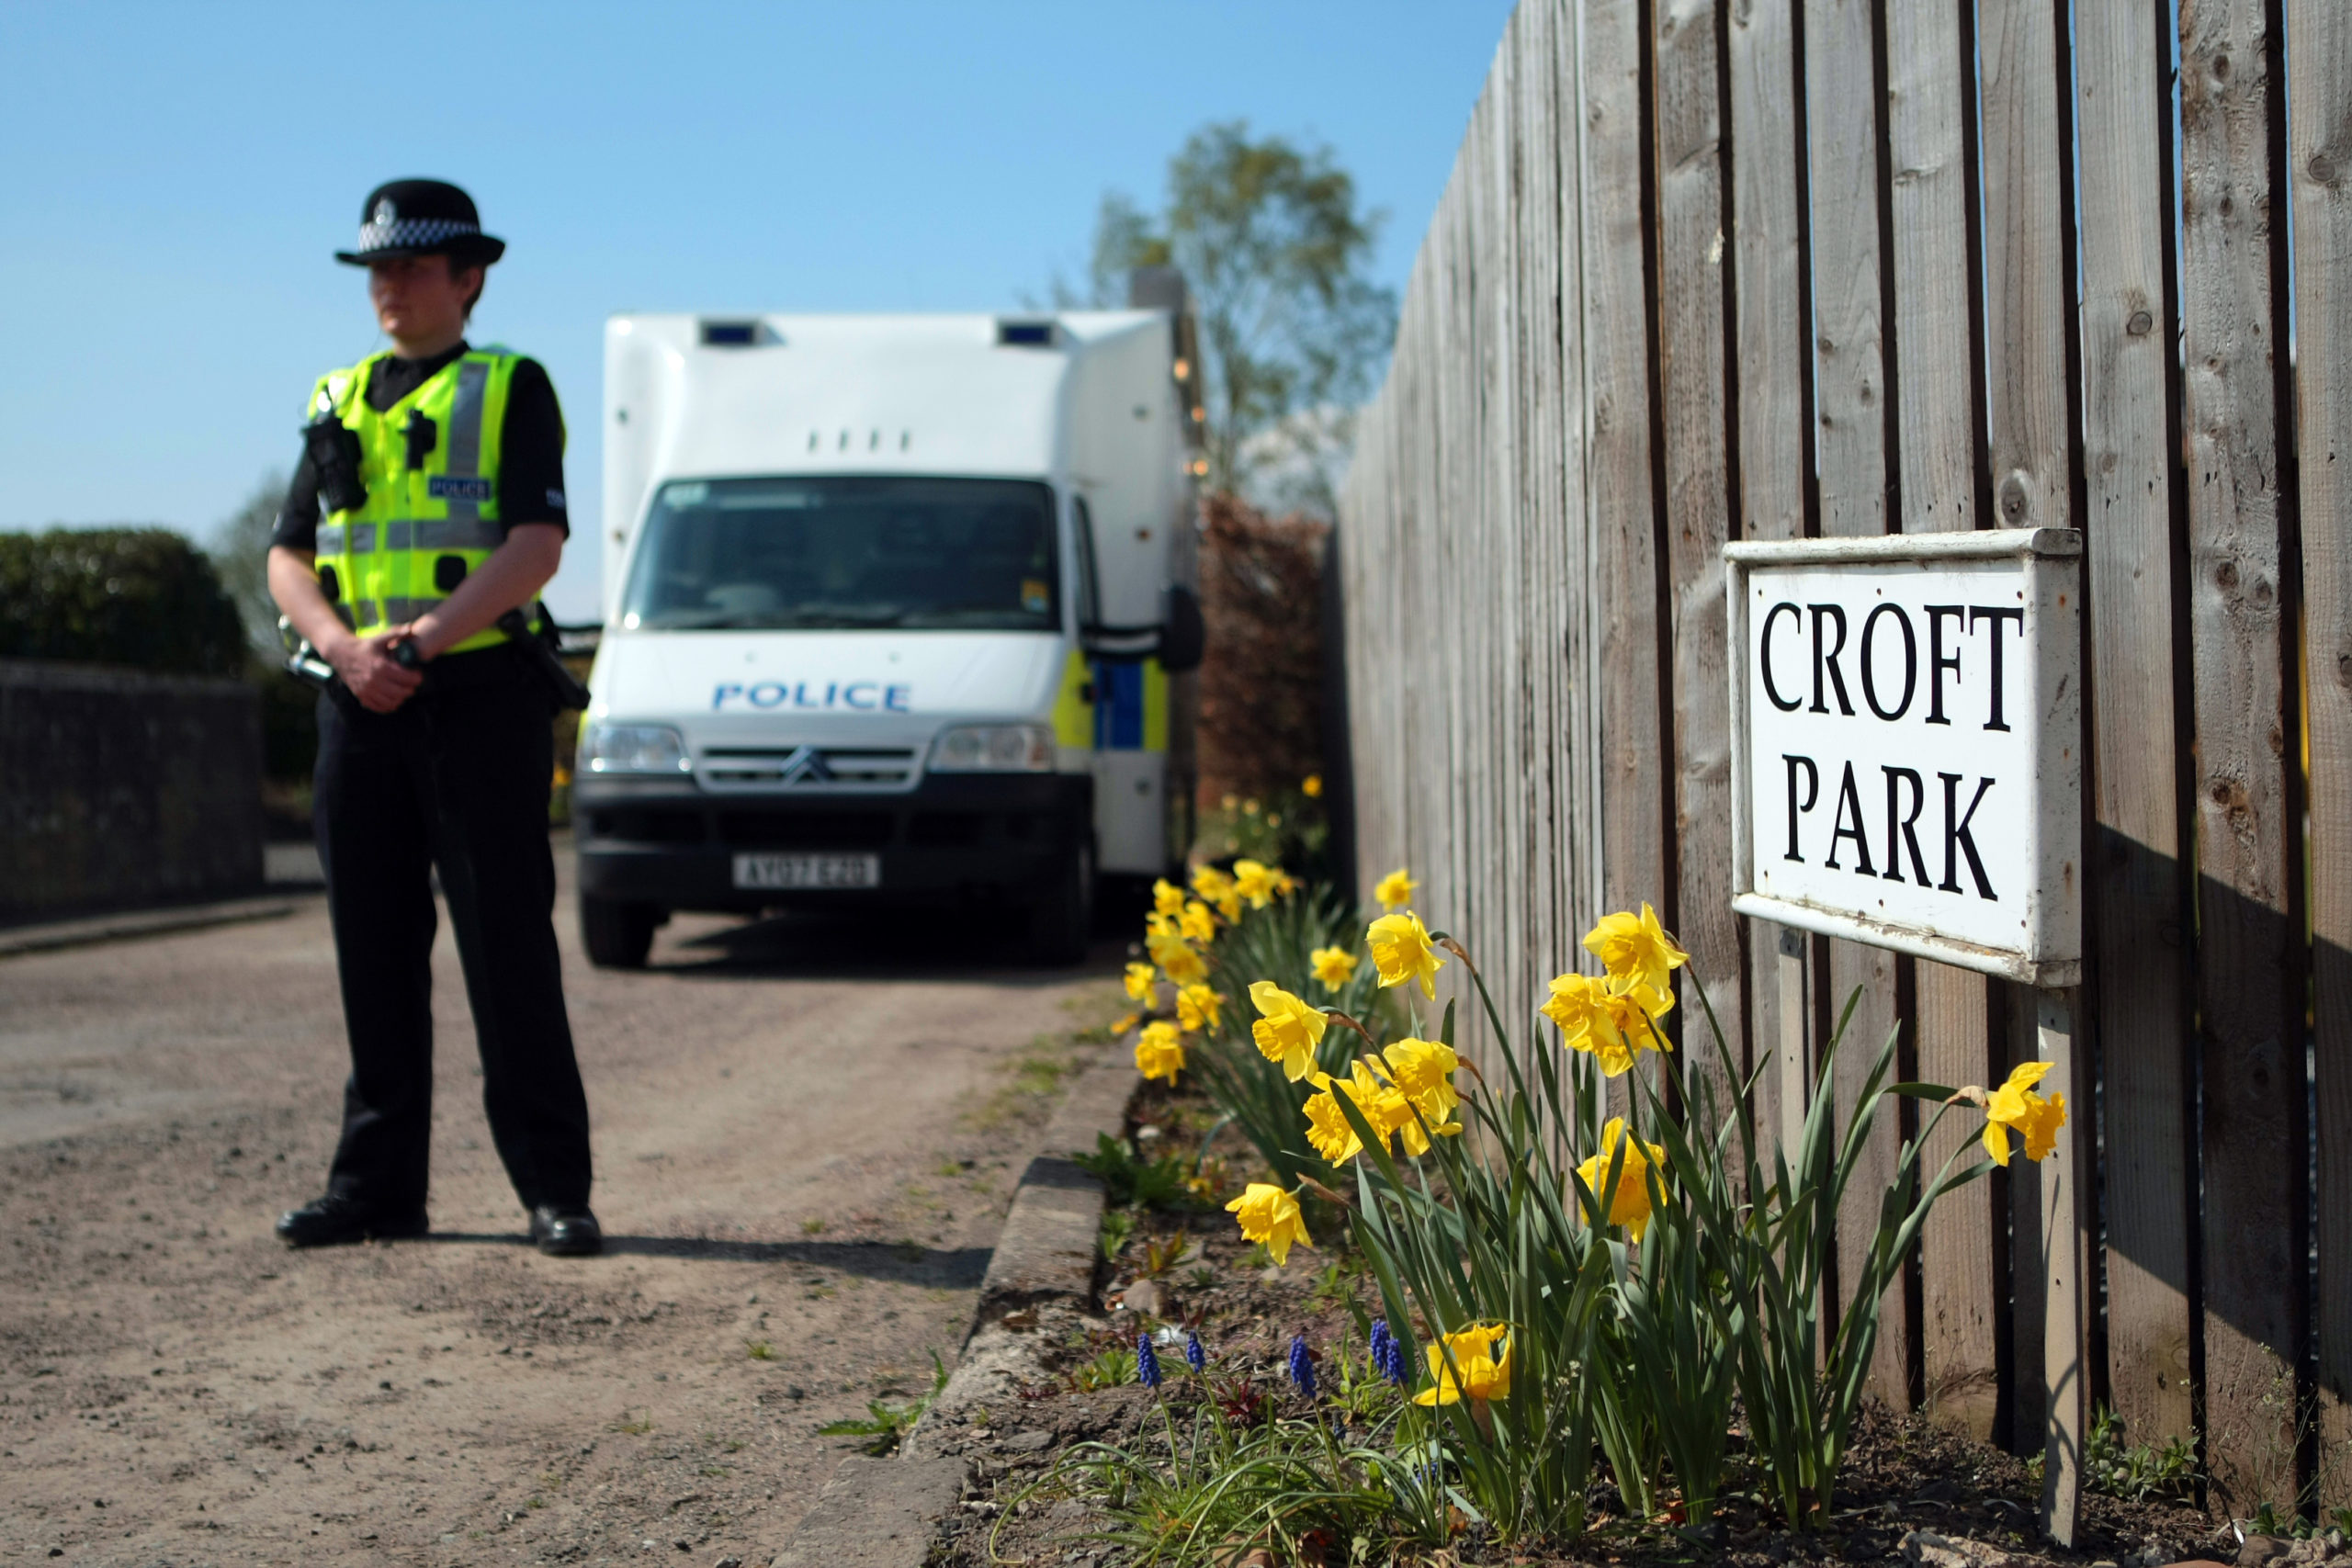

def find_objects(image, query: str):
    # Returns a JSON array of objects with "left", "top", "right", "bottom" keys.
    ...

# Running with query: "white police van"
[{"left": 574, "top": 276, "right": 1205, "bottom": 967}]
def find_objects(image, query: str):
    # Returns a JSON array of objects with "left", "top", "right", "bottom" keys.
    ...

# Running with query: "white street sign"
[{"left": 1724, "top": 529, "right": 2083, "bottom": 986}]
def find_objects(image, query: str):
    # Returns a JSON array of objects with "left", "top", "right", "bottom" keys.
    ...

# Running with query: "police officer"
[{"left": 266, "top": 179, "right": 600, "bottom": 1257}]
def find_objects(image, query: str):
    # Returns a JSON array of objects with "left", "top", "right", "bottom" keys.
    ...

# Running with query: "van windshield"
[{"left": 621, "top": 477, "right": 1060, "bottom": 632}]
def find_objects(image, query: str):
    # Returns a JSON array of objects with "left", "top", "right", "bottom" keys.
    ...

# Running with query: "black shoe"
[
  {"left": 529, "top": 1205, "right": 603, "bottom": 1257},
  {"left": 276, "top": 1195, "right": 429, "bottom": 1248}
]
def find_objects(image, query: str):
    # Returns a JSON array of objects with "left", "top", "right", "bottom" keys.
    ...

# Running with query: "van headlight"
[
  {"left": 581, "top": 722, "right": 692, "bottom": 775},
  {"left": 928, "top": 723, "right": 1055, "bottom": 773}
]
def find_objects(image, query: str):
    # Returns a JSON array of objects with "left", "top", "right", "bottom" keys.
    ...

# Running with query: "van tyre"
[
  {"left": 581, "top": 894, "right": 662, "bottom": 969},
  {"left": 1029, "top": 840, "right": 1094, "bottom": 966}
]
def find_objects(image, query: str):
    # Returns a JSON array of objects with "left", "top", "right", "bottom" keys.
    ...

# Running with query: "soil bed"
[{"left": 929, "top": 1079, "right": 2239, "bottom": 1568}]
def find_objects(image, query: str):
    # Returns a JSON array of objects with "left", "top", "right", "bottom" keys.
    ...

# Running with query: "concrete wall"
[{"left": 0, "top": 660, "right": 263, "bottom": 924}]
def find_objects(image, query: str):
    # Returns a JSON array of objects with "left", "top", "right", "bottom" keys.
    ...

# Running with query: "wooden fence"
[{"left": 1336, "top": 0, "right": 2348, "bottom": 1517}]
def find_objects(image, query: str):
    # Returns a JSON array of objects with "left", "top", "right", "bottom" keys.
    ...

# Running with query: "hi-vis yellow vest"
[{"left": 305, "top": 348, "right": 541, "bottom": 653}]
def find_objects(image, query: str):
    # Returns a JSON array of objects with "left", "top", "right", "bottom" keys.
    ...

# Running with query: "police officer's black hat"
[{"left": 335, "top": 179, "right": 506, "bottom": 267}]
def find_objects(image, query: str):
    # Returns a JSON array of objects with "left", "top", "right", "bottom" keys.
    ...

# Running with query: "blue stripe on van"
[{"left": 1095, "top": 660, "right": 1145, "bottom": 750}]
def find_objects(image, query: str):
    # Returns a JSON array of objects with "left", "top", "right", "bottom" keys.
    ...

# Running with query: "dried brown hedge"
[{"left": 1195, "top": 493, "right": 1327, "bottom": 807}]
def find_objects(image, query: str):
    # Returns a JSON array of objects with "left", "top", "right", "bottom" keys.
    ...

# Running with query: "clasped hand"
[{"left": 328, "top": 626, "right": 426, "bottom": 713}]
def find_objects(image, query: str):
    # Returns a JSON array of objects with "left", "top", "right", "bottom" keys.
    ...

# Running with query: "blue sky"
[{"left": 0, "top": 0, "right": 1514, "bottom": 619}]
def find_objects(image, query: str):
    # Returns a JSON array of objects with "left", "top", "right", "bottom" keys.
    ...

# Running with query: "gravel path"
[{"left": 0, "top": 840, "right": 1119, "bottom": 1566}]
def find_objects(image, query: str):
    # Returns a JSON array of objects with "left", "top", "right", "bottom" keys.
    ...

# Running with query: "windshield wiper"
[
  {"left": 642, "top": 610, "right": 773, "bottom": 629},
  {"left": 638, "top": 607, "right": 910, "bottom": 630},
  {"left": 773, "top": 609, "right": 908, "bottom": 628}
]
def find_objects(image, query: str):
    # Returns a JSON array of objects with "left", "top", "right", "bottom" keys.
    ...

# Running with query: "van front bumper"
[{"left": 572, "top": 773, "right": 1093, "bottom": 913}]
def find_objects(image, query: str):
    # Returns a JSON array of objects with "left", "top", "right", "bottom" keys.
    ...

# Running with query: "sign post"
[{"left": 1724, "top": 528, "right": 2086, "bottom": 1544}]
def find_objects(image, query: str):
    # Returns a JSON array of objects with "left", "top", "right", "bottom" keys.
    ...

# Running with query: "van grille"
[{"left": 697, "top": 746, "right": 921, "bottom": 792}]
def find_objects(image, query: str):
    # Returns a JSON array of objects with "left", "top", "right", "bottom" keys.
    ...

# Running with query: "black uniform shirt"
[{"left": 271, "top": 341, "right": 570, "bottom": 550}]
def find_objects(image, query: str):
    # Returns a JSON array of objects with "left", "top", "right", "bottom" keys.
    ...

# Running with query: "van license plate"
[{"left": 731, "top": 852, "right": 880, "bottom": 890}]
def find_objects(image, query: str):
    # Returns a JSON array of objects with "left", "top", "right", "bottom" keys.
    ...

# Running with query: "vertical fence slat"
[
  {"left": 2290, "top": 0, "right": 2352, "bottom": 1506},
  {"left": 1984, "top": 0, "right": 2083, "bottom": 1450},
  {"left": 1984, "top": 0, "right": 2092, "bottom": 1480},
  {"left": 1555, "top": 0, "right": 1604, "bottom": 997},
  {"left": 1514, "top": 0, "right": 1567, "bottom": 1027},
  {"left": 1728, "top": 0, "right": 1808, "bottom": 1154},
  {"left": 2178, "top": 0, "right": 2307, "bottom": 1514},
  {"left": 1431, "top": 166, "right": 1465, "bottom": 963},
  {"left": 1493, "top": 25, "right": 1527, "bottom": 1041},
  {"left": 1581, "top": 0, "right": 1668, "bottom": 1008},
  {"left": 1457, "top": 82, "right": 1495, "bottom": 1052},
  {"left": 1887, "top": 0, "right": 1997, "bottom": 1436},
  {"left": 1654, "top": 0, "right": 1740, "bottom": 1092},
  {"left": 1804, "top": 0, "right": 1913, "bottom": 1405},
  {"left": 2074, "top": 0, "right": 2199, "bottom": 1455}
]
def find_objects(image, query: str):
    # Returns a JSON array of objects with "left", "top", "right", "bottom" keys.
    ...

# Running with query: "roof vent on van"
[
  {"left": 996, "top": 320, "right": 1057, "bottom": 348},
  {"left": 700, "top": 320, "right": 772, "bottom": 347}
]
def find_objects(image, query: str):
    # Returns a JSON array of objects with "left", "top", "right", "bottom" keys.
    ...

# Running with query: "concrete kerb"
[
  {"left": 766, "top": 1455, "right": 972, "bottom": 1568},
  {"left": 0, "top": 897, "right": 306, "bottom": 961},
  {"left": 766, "top": 1049, "right": 1142, "bottom": 1566}
]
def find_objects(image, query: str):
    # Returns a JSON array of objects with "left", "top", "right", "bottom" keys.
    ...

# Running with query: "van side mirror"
[
  {"left": 1080, "top": 584, "right": 1206, "bottom": 671},
  {"left": 1158, "top": 585, "right": 1204, "bottom": 673}
]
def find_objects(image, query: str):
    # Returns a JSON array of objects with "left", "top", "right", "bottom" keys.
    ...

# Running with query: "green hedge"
[{"left": 0, "top": 528, "right": 247, "bottom": 676}]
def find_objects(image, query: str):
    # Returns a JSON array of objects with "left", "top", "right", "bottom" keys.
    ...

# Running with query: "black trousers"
[{"left": 311, "top": 650, "right": 592, "bottom": 1215}]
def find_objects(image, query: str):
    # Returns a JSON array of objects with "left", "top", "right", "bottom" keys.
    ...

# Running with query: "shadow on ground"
[
  {"left": 651, "top": 889, "right": 1147, "bottom": 983},
  {"left": 416, "top": 1231, "right": 992, "bottom": 1285}
]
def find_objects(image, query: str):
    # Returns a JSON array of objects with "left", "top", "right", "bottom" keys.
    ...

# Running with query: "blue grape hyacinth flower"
[
  {"left": 1287, "top": 1333, "right": 1317, "bottom": 1399},
  {"left": 1184, "top": 1329, "right": 1206, "bottom": 1375},
  {"left": 1368, "top": 1318, "right": 1394, "bottom": 1380},
  {"left": 1136, "top": 1331, "right": 1162, "bottom": 1391}
]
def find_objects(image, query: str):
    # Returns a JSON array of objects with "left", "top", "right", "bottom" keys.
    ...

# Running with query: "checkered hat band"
[{"left": 356, "top": 215, "right": 479, "bottom": 251}]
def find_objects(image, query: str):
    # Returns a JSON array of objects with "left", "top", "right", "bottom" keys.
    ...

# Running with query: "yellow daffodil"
[
  {"left": 1367, "top": 911, "right": 1444, "bottom": 998},
  {"left": 1276, "top": 871, "right": 1301, "bottom": 898},
  {"left": 1302, "top": 774, "right": 1323, "bottom": 798},
  {"left": 1339, "top": 1060, "right": 1410, "bottom": 1155},
  {"left": 1541, "top": 971, "right": 1657, "bottom": 1077},
  {"left": 1983, "top": 1061, "right": 2068, "bottom": 1167},
  {"left": 1309, "top": 945, "right": 1359, "bottom": 993},
  {"left": 1109, "top": 1011, "right": 1139, "bottom": 1036},
  {"left": 1123, "top": 961, "right": 1156, "bottom": 1002},
  {"left": 1249, "top": 980, "right": 1328, "bottom": 1080},
  {"left": 1305, "top": 1058, "right": 1456, "bottom": 1162},
  {"left": 1148, "top": 928, "right": 1207, "bottom": 987},
  {"left": 1374, "top": 867, "right": 1417, "bottom": 910},
  {"left": 1232, "top": 859, "right": 1279, "bottom": 909},
  {"left": 1371, "top": 1064, "right": 1457, "bottom": 1156},
  {"left": 1176, "top": 983, "right": 1222, "bottom": 1032},
  {"left": 1413, "top": 1324, "right": 1511, "bottom": 1405},
  {"left": 1180, "top": 899, "right": 1218, "bottom": 944},
  {"left": 1215, "top": 887, "right": 1244, "bottom": 922},
  {"left": 1581, "top": 903, "right": 1689, "bottom": 1019},
  {"left": 1192, "top": 864, "right": 1237, "bottom": 905},
  {"left": 1226, "top": 1182, "right": 1311, "bottom": 1265},
  {"left": 1135, "top": 1021, "right": 1186, "bottom": 1085},
  {"left": 1379, "top": 1037, "right": 1462, "bottom": 1122},
  {"left": 1152, "top": 878, "right": 1187, "bottom": 919},
  {"left": 1575, "top": 1116, "right": 1668, "bottom": 1242},
  {"left": 1301, "top": 1081, "right": 1362, "bottom": 1165},
  {"left": 1145, "top": 910, "right": 1179, "bottom": 942}
]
